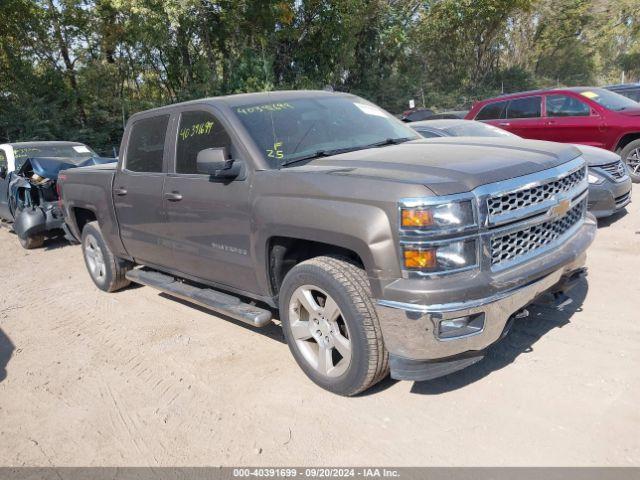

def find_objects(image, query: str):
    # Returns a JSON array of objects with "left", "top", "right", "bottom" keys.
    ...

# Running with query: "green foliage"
[{"left": 0, "top": 0, "right": 639, "bottom": 153}]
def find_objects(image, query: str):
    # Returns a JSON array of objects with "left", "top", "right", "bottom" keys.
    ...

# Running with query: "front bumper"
[
  {"left": 374, "top": 217, "right": 596, "bottom": 379},
  {"left": 13, "top": 202, "right": 65, "bottom": 239},
  {"left": 587, "top": 175, "right": 632, "bottom": 218}
]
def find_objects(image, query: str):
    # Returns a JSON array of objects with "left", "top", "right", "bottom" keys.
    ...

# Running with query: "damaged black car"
[{"left": 0, "top": 141, "right": 114, "bottom": 249}]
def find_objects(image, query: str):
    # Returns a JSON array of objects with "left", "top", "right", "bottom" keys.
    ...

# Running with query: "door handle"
[
  {"left": 164, "top": 191, "right": 183, "bottom": 202},
  {"left": 498, "top": 122, "right": 510, "bottom": 127},
  {"left": 114, "top": 187, "right": 128, "bottom": 196}
]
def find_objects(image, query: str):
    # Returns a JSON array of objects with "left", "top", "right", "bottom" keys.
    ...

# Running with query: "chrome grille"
[
  {"left": 490, "top": 199, "right": 586, "bottom": 266},
  {"left": 597, "top": 160, "right": 627, "bottom": 180},
  {"left": 487, "top": 167, "right": 585, "bottom": 217}
]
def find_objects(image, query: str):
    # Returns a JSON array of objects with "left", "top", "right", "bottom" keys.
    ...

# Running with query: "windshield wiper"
[
  {"left": 280, "top": 146, "right": 359, "bottom": 167},
  {"left": 279, "top": 137, "right": 415, "bottom": 168},
  {"left": 365, "top": 136, "right": 415, "bottom": 148}
]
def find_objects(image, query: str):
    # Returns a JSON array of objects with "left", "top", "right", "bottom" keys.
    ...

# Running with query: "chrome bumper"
[{"left": 375, "top": 218, "right": 596, "bottom": 361}]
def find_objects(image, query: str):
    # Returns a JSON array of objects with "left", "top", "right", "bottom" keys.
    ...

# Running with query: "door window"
[
  {"left": 175, "top": 110, "right": 233, "bottom": 174},
  {"left": 505, "top": 97, "right": 541, "bottom": 119},
  {"left": 125, "top": 115, "right": 170, "bottom": 173},
  {"left": 546, "top": 95, "right": 590, "bottom": 117},
  {"left": 475, "top": 101, "right": 508, "bottom": 120},
  {"left": 0, "top": 149, "right": 6, "bottom": 169}
]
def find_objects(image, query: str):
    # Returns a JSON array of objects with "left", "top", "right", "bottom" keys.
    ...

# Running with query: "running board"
[{"left": 125, "top": 269, "right": 272, "bottom": 327}]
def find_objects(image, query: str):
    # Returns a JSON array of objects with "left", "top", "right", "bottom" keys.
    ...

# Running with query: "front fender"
[{"left": 252, "top": 196, "right": 399, "bottom": 298}]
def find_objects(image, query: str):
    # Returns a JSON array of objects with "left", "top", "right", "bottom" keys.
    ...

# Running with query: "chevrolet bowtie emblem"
[{"left": 549, "top": 198, "right": 571, "bottom": 218}]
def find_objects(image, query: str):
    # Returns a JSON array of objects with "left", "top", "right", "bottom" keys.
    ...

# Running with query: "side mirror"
[
  {"left": 196, "top": 147, "right": 240, "bottom": 178},
  {"left": 0, "top": 165, "right": 7, "bottom": 179}
]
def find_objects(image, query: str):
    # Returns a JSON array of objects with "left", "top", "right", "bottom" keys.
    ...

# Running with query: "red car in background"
[{"left": 466, "top": 87, "right": 640, "bottom": 182}]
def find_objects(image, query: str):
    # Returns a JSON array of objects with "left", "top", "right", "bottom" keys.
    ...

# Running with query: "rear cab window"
[{"left": 125, "top": 115, "right": 170, "bottom": 173}]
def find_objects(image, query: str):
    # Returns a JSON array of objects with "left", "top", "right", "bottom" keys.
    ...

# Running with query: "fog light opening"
[{"left": 438, "top": 313, "right": 485, "bottom": 339}]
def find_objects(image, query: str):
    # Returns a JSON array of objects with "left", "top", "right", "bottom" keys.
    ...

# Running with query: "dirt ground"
[{"left": 0, "top": 185, "right": 639, "bottom": 467}]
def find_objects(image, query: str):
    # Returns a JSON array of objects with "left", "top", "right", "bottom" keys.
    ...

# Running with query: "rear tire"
[
  {"left": 279, "top": 256, "right": 389, "bottom": 396},
  {"left": 81, "top": 221, "right": 132, "bottom": 292},
  {"left": 621, "top": 139, "right": 640, "bottom": 183},
  {"left": 18, "top": 233, "right": 44, "bottom": 250}
]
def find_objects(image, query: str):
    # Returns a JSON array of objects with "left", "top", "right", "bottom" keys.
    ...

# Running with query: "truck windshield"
[
  {"left": 231, "top": 95, "right": 419, "bottom": 167},
  {"left": 12, "top": 144, "right": 97, "bottom": 160},
  {"left": 578, "top": 88, "right": 639, "bottom": 111}
]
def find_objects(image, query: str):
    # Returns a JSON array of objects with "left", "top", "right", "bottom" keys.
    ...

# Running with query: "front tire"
[
  {"left": 279, "top": 256, "right": 389, "bottom": 396},
  {"left": 81, "top": 221, "right": 132, "bottom": 292},
  {"left": 621, "top": 139, "right": 640, "bottom": 183}
]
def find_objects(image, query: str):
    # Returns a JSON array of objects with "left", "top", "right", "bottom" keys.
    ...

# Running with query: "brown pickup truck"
[{"left": 59, "top": 90, "right": 596, "bottom": 395}]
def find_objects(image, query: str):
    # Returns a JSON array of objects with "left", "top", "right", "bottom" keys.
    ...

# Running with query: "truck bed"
[{"left": 59, "top": 163, "right": 127, "bottom": 258}]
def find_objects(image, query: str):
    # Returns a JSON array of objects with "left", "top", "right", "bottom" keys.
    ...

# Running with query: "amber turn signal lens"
[
  {"left": 403, "top": 248, "right": 436, "bottom": 269},
  {"left": 401, "top": 208, "right": 433, "bottom": 228}
]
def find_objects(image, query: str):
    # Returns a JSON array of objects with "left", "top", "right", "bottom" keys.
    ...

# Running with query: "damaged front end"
[
  {"left": 8, "top": 156, "right": 111, "bottom": 249},
  {"left": 8, "top": 157, "right": 72, "bottom": 248}
]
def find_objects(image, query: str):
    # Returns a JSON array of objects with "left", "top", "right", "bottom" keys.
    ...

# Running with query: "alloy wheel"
[
  {"left": 288, "top": 285, "right": 352, "bottom": 378},
  {"left": 84, "top": 234, "right": 106, "bottom": 281},
  {"left": 626, "top": 148, "right": 640, "bottom": 175}
]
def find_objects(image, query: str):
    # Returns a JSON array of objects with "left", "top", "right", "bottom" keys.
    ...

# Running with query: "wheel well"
[
  {"left": 72, "top": 208, "right": 97, "bottom": 234},
  {"left": 616, "top": 133, "right": 640, "bottom": 152},
  {"left": 267, "top": 237, "right": 364, "bottom": 296}
]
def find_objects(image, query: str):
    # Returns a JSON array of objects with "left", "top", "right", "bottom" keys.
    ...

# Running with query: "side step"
[{"left": 125, "top": 269, "right": 273, "bottom": 328}]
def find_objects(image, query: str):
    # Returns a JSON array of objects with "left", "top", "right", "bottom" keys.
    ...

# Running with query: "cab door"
[
  {"left": 500, "top": 96, "right": 546, "bottom": 140},
  {"left": 161, "top": 108, "right": 259, "bottom": 294},
  {"left": 0, "top": 147, "right": 13, "bottom": 220},
  {"left": 113, "top": 113, "right": 175, "bottom": 268},
  {"left": 542, "top": 94, "right": 607, "bottom": 148}
]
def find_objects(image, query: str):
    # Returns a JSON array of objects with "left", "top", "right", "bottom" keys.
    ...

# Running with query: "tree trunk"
[{"left": 47, "top": 0, "right": 87, "bottom": 127}]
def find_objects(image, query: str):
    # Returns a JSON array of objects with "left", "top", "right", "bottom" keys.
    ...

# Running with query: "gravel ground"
[{"left": 0, "top": 184, "right": 639, "bottom": 467}]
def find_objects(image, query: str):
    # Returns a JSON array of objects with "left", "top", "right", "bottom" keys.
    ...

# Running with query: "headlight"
[
  {"left": 587, "top": 171, "right": 604, "bottom": 184},
  {"left": 401, "top": 200, "right": 475, "bottom": 231},
  {"left": 402, "top": 239, "right": 478, "bottom": 273}
]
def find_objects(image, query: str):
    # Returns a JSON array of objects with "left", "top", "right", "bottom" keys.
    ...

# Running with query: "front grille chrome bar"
[
  {"left": 474, "top": 156, "right": 587, "bottom": 228},
  {"left": 398, "top": 156, "right": 589, "bottom": 278}
]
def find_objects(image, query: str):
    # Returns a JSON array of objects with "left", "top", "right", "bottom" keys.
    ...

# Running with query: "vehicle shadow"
[
  {"left": 0, "top": 328, "right": 14, "bottom": 383},
  {"left": 158, "top": 293, "right": 286, "bottom": 345},
  {"left": 43, "top": 234, "right": 72, "bottom": 251},
  {"left": 597, "top": 209, "right": 627, "bottom": 228},
  {"left": 408, "top": 278, "right": 588, "bottom": 395}
]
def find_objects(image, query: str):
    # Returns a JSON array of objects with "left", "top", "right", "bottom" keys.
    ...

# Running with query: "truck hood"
[{"left": 285, "top": 138, "right": 582, "bottom": 196}]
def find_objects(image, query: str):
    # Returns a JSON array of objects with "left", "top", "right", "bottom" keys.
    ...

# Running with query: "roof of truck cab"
[{"left": 127, "top": 90, "right": 355, "bottom": 118}]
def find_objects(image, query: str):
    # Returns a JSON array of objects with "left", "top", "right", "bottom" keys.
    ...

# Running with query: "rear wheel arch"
[
  {"left": 71, "top": 207, "right": 97, "bottom": 234},
  {"left": 615, "top": 132, "right": 640, "bottom": 152}
]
